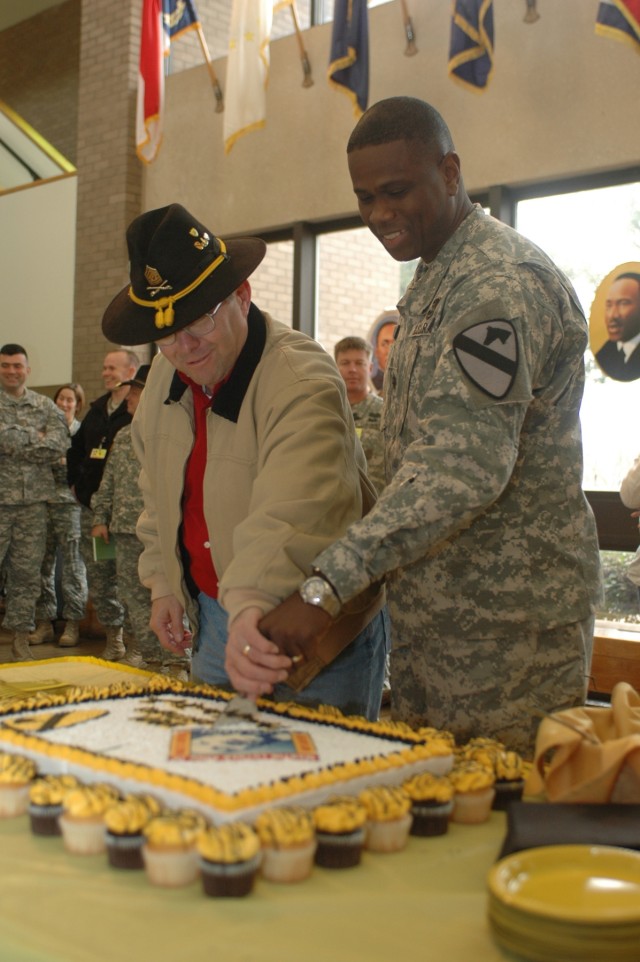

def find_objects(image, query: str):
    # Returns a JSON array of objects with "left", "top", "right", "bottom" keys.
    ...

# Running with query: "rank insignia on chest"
[{"left": 452, "top": 320, "right": 518, "bottom": 398}]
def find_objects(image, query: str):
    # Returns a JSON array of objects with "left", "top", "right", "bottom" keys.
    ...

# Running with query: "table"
[
  {"left": 0, "top": 658, "right": 518, "bottom": 962},
  {"left": 0, "top": 812, "right": 517, "bottom": 962}
]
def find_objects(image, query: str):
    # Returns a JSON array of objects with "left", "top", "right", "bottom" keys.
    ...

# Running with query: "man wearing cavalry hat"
[{"left": 102, "top": 202, "right": 387, "bottom": 718}]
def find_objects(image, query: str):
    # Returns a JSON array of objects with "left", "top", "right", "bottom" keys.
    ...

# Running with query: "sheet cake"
[{"left": 0, "top": 678, "right": 452, "bottom": 823}]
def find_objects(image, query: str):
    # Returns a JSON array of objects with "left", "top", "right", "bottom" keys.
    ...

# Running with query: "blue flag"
[
  {"left": 449, "top": 0, "right": 494, "bottom": 92},
  {"left": 328, "top": 0, "right": 369, "bottom": 116},
  {"left": 162, "top": 0, "right": 200, "bottom": 43},
  {"left": 595, "top": 1, "right": 640, "bottom": 51}
]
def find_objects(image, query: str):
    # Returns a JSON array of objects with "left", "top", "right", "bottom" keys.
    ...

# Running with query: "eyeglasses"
[{"left": 156, "top": 301, "right": 223, "bottom": 348}]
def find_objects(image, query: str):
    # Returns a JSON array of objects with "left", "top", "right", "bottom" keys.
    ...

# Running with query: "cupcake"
[
  {"left": 0, "top": 753, "right": 38, "bottom": 817},
  {"left": 104, "top": 794, "right": 162, "bottom": 869},
  {"left": 28, "top": 774, "right": 80, "bottom": 836},
  {"left": 449, "top": 761, "right": 496, "bottom": 824},
  {"left": 492, "top": 751, "right": 528, "bottom": 810},
  {"left": 59, "top": 783, "right": 122, "bottom": 854},
  {"left": 402, "top": 772, "right": 454, "bottom": 837},
  {"left": 358, "top": 786, "right": 413, "bottom": 853},
  {"left": 197, "top": 822, "right": 262, "bottom": 897},
  {"left": 313, "top": 796, "right": 367, "bottom": 868},
  {"left": 142, "top": 809, "right": 207, "bottom": 887},
  {"left": 255, "top": 806, "right": 316, "bottom": 883}
]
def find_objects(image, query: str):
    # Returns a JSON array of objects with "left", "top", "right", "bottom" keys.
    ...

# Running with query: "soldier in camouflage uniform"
[
  {"left": 32, "top": 384, "right": 88, "bottom": 648},
  {"left": 91, "top": 366, "right": 189, "bottom": 678},
  {"left": 0, "top": 344, "right": 69, "bottom": 660},
  {"left": 245, "top": 98, "right": 603, "bottom": 757},
  {"left": 334, "top": 336, "right": 386, "bottom": 495}
]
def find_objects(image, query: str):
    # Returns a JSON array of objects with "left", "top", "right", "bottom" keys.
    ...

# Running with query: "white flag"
[{"left": 223, "top": 0, "right": 274, "bottom": 154}]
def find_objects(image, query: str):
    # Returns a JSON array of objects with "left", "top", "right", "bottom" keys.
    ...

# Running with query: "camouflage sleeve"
[
  {"left": 90, "top": 435, "right": 117, "bottom": 527},
  {"left": 17, "top": 399, "right": 69, "bottom": 463}
]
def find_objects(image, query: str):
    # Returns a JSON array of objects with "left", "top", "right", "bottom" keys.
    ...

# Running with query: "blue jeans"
[{"left": 192, "top": 593, "right": 390, "bottom": 720}]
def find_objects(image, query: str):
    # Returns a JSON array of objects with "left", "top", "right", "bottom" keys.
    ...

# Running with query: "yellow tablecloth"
[
  {"left": 0, "top": 658, "right": 517, "bottom": 962},
  {"left": 0, "top": 813, "right": 514, "bottom": 962}
]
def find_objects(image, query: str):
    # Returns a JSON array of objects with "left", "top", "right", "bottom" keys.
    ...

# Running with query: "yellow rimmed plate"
[{"left": 487, "top": 845, "right": 640, "bottom": 925}]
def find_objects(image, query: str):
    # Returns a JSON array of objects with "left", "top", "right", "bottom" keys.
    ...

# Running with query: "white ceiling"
[{"left": 0, "top": 0, "right": 62, "bottom": 32}]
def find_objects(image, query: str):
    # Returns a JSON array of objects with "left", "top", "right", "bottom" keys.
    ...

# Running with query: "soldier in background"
[
  {"left": 334, "top": 335, "right": 386, "bottom": 495},
  {"left": 236, "top": 97, "right": 603, "bottom": 756},
  {"left": 0, "top": 343, "right": 69, "bottom": 660},
  {"left": 91, "top": 365, "right": 189, "bottom": 679},
  {"left": 67, "top": 349, "right": 139, "bottom": 660},
  {"left": 31, "top": 383, "right": 88, "bottom": 648}
]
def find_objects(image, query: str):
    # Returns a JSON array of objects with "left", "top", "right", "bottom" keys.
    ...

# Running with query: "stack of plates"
[{"left": 486, "top": 844, "right": 640, "bottom": 962}]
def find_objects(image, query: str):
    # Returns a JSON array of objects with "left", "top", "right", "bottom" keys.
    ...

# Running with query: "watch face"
[
  {"left": 304, "top": 578, "right": 325, "bottom": 604},
  {"left": 299, "top": 576, "right": 340, "bottom": 617}
]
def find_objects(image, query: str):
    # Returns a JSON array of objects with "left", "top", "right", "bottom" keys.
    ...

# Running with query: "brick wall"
[
  {"left": 71, "top": 0, "right": 146, "bottom": 402},
  {"left": 0, "top": 0, "right": 80, "bottom": 166},
  {"left": 316, "top": 229, "right": 403, "bottom": 355}
]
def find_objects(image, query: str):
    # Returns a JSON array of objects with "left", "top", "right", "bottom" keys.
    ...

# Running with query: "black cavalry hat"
[
  {"left": 102, "top": 204, "right": 266, "bottom": 346},
  {"left": 120, "top": 363, "right": 151, "bottom": 389}
]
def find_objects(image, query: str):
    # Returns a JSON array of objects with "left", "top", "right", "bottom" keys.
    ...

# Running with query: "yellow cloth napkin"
[{"left": 524, "top": 682, "right": 640, "bottom": 803}]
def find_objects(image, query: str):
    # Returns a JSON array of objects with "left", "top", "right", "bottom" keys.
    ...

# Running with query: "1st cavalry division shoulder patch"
[{"left": 452, "top": 320, "right": 518, "bottom": 398}]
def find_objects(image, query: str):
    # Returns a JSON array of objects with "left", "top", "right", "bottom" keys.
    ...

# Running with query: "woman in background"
[{"left": 30, "top": 384, "right": 88, "bottom": 647}]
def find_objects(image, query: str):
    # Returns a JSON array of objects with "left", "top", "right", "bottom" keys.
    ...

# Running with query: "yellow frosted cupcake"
[
  {"left": 358, "top": 786, "right": 412, "bottom": 853},
  {"left": 197, "top": 822, "right": 262, "bottom": 897},
  {"left": 0, "top": 753, "right": 38, "bottom": 818},
  {"left": 255, "top": 806, "right": 316, "bottom": 883},
  {"left": 142, "top": 809, "right": 207, "bottom": 887},
  {"left": 492, "top": 751, "right": 528, "bottom": 810},
  {"left": 104, "top": 794, "right": 162, "bottom": 869},
  {"left": 313, "top": 796, "right": 367, "bottom": 868},
  {"left": 449, "top": 761, "right": 495, "bottom": 824},
  {"left": 28, "top": 774, "right": 80, "bottom": 836},
  {"left": 59, "top": 783, "right": 122, "bottom": 854},
  {"left": 402, "top": 772, "right": 454, "bottom": 837}
]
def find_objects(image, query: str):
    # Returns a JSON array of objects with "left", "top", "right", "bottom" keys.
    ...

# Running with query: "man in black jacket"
[{"left": 67, "top": 349, "right": 139, "bottom": 657}]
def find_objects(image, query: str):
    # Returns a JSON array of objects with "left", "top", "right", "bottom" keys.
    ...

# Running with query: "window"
[{"left": 515, "top": 177, "right": 640, "bottom": 626}]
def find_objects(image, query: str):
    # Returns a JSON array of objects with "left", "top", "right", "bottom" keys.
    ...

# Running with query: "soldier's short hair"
[
  {"left": 334, "top": 336, "right": 373, "bottom": 361},
  {"left": 347, "top": 96, "right": 454, "bottom": 157},
  {"left": 0, "top": 343, "right": 28, "bottom": 360},
  {"left": 110, "top": 348, "right": 141, "bottom": 371}
]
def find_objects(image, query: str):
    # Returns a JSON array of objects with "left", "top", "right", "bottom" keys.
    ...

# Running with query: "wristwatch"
[{"left": 298, "top": 573, "right": 342, "bottom": 619}]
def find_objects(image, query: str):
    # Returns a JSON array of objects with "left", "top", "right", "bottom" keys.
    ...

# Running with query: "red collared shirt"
[{"left": 180, "top": 374, "right": 228, "bottom": 597}]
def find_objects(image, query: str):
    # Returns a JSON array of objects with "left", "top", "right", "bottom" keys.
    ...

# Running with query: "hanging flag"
[
  {"left": 162, "top": 0, "right": 200, "bottom": 43},
  {"left": 223, "top": 0, "right": 273, "bottom": 154},
  {"left": 327, "top": 0, "right": 369, "bottom": 116},
  {"left": 448, "top": 0, "right": 494, "bottom": 92},
  {"left": 595, "top": 1, "right": 640, "bottom": 51},
  {"left": 164, "top": 0, "right": 224, "bottom": 111},
  {"left": 136, "top": 0, "right": 166, "bottom": 165}
]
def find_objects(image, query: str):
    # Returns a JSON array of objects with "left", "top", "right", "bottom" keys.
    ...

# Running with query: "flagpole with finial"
[
  {"left": 399, "top": 0, "right": 418, "bottom": 56},
  {"left": 287, "top": 0, "right": 314, "bottom": 87},
  {"left": 523, "top": 0, "right": 540, "bottom": 24},
  {"left": 194, "top": 21, "right": 224, "bottom": 111}
]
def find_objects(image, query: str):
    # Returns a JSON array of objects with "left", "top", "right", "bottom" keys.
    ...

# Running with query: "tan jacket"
[{"left": 132, "top": 307, "right": 383, "bottom": 639}]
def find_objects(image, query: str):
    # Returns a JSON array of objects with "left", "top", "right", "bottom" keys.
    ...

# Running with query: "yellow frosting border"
[{"left": 0, "top": 678, "right": 447, "bottom": 814}]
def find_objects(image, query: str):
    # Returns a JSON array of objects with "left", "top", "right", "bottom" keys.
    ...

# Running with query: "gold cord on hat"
[{"left": 128, "top": 240, "right": 228, "bottom": 330}]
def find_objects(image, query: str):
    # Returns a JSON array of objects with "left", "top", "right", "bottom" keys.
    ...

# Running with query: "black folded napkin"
[{"left": 498, "top": 800, "right": 640, "bottom": 860}]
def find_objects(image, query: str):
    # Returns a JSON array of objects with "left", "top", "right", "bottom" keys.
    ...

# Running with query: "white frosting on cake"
[{"left": 0, "top": 682, "right": 452, "bottom": 824}]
